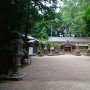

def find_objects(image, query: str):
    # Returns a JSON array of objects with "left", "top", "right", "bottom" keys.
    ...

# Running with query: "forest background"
[{"left": 0, "top": 0, "right": 90, "bottom": 41}]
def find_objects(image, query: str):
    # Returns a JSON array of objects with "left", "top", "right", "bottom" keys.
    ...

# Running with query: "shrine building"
[{"left": 48, "top": 37, "right": 90, "bottom": 54}]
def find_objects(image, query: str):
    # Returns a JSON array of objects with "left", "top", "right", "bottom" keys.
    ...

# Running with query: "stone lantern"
[
  {"left": 9, "top": 31, "right": 27, "bottom": 80},
  {"left": 86, "top": 43, "right": 90, "bottom": 56},
  {"left": 75, "top": 45, "right": 81, "bottom": 56},
  {"left": 12, "top": 39, "right": 24, "bottom": 74},
  {"left": 0, "top": 31, "right": 27, "bottom": 80}
]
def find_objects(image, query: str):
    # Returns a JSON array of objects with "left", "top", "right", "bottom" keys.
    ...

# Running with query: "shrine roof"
[
  {"left": 22, "top": 34, "right": 39, "bottom": 43},
  {"left": 48, "top": 37, "right": 90, "bottom": 43}
]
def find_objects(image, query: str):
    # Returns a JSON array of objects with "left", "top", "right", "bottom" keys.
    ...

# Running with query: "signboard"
[{"left": 29, "top": 47, "right": 33, "bottom": 55}]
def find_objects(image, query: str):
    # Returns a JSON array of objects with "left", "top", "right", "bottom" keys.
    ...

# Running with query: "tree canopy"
[
  {"left": 0, "top": 0, "right": 59, "bottom": 40},
  {"left": 58, "top": 0, "right": 90, "bottom": 37},
  {"left": 0, "top": 0, "right": 90, "bottom": 41}
]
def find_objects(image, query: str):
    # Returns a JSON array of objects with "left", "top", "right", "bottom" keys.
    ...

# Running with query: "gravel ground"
[{"left": 0, "top": 55, "right": 90, "bottom": 90}]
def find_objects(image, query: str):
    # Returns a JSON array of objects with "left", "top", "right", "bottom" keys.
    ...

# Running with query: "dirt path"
[{"left": 0, "top": 55, "right": 90, "bottom": 90}]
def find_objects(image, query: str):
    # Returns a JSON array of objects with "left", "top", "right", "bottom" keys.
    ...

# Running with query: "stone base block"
[
  {"left": 75, "top": 50, "right": 81, "bottom": 56},
  {"left": 0, "top": 73, "right": 27, "bottom": 81}
]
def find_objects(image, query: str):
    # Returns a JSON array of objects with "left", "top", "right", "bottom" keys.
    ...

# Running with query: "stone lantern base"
[
  {"left": 0, "top": 73, "right": 27, "bottom": 81},
  {"left": 75, "top": 50, "right": 81, "bottom": 56},
  {"left": 0, "top": 57, "right": 27, "bottom": 81}
]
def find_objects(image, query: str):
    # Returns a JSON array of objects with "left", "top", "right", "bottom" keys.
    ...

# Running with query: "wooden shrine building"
[{"left": 48, "top": 37, "right": 90, "bottom": 54}]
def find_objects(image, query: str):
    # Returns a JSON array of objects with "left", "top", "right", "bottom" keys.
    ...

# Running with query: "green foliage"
[
  {"left": 0, "top": 0, "right": 58, "bottom": 37},
  {"left": 46, "top": 41, "right": 55, "bottom": 49},
  {"left": 31, "top": 10, "right": 57, "bottom": 39},
  {"left": 1, "top": 0, "right": 90, "bottom": 48},
  {"left": 22, "top": 49, "right": 28, "bottom": 58},
  {"left": 0, "top": 0, "right": 59, "bottom": 63},
  {"left": 83, "top": 6, "right": 90, "bottom": 36},
  {"left": 31, "top": 19, "right": 49, "bottom": 39},
  {"left": 57, "top": 0, "right": 90, "bottom": 37}
]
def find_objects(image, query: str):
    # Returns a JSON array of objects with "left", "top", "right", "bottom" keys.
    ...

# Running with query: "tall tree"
[
  {"left": 83, "top": 6, "right": 90, "bottom": 36},
  {"left": 58, "top": 0, "right": 90, "bottom": 37}
]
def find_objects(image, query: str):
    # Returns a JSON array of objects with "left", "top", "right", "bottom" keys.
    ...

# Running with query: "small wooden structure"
[{"left": 27, "top": 35, "right": 39, "bottom": 55}]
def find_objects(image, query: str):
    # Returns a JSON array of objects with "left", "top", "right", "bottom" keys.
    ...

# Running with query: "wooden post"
[
  {"left": 83, "top": 42, "right": 84, "bottom": 54},
  {"left": 71, "top": 46, "right": 72, "bottom": 53}
]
